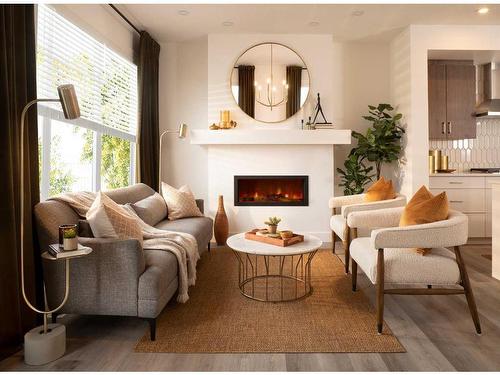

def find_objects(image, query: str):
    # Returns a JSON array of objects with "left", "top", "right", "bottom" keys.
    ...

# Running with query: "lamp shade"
[
  {"left": 178, "top": 123, "right": 188, "bottom": 138},
  {"left": 57, "top": 84, "right": 80, "bottom": 120}
]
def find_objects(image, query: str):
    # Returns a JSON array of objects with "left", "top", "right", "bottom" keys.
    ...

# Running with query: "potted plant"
[
  {"left": 264, "top": 216, "right": 281, "bottom": 234},
  {"left": 337, "top": 150, "right": 374, "bottom": 195},
  {"left": 352, "top": 104, "right": 405, "bottom": 180},
  {"left": 62, "top": 225, "right": 78, "bottom": 251}
]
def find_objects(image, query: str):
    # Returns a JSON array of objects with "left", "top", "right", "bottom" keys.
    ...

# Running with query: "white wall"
[
  {"left": 336, "top": 42, "right": 392, "bottom": 194},
  {"left": 390, "top": 25, "right": 500, "bottom": 196},
  {"left": 159, "top": 37, "right": 209, "bottom": 201}
]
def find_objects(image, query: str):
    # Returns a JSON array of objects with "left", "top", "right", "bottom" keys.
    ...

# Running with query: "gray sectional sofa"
[{"left": 34, "top": 183, "right": 213, "bottom": 340}]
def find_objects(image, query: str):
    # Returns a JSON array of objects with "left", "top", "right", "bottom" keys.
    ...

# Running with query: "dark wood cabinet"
[{"left": 428, "top": 60, "right": 476, "bottom": 140}]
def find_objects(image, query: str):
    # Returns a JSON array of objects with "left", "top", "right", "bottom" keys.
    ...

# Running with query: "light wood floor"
[{"left": 2, "top": 242, "right": 500, "bottom": 371}]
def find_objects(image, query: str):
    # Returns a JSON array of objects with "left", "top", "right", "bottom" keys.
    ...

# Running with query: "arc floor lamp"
[
  {"left": 158, "top": 123, "right": 187, "bottom": 191},
  {"left": 20, "top": 84, "right": 80, "bottom": 365}
]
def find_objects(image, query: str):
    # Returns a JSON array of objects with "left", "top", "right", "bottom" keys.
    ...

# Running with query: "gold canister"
[
  {"left": 429, "top": 155, "right": 436, "bottom": 174},
  {"left": 441, "top": 155, "right": 449, "bottom": 170},
  {"left": 431, "top": 150, "right": 441, "bottom": 171}
]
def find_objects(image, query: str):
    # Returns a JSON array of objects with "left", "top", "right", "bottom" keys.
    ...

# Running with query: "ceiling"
[{"left": 119, "top": 4, "right": 500, "bottom": 43}]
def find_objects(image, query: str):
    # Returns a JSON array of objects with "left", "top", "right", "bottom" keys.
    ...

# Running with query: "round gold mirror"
[{"left": 230, "top": 43, "right": 310, "bottom": 123}]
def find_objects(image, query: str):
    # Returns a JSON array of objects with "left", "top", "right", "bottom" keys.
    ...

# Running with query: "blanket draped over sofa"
[{"left": 50, "top": 192, "right": 199, "bottom": 303}]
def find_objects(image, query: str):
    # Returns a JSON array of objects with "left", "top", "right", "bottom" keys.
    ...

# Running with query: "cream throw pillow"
[
  {"left": 161, "top": 182, "right": 203, "bottom": 220},
  {"left": 87, "top": 192, "right": 143, "bottom": 244}
]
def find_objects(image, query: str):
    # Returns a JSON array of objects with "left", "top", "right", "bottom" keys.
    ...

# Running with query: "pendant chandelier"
[{"left": 254, "top": 43, "right": 289, "bottom": 110}]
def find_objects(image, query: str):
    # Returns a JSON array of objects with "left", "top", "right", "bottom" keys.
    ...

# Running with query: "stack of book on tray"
[{"left": 47, "top": 243, "right": 92, "bottom": 259}]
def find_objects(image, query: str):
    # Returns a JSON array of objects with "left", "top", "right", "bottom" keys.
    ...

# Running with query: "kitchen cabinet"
[
  {"left": 428, "top": 60, "right": 476, "bottom": 140},
  {"left": 430, "top": 174, "right": 496, "bottom": 238}
]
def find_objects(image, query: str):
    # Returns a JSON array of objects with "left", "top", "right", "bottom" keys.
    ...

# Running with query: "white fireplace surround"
[{"left": 198, "top": 130, "right": 350, "bottom": 242}]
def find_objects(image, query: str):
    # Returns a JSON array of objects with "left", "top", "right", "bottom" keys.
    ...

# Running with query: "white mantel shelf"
[{"left": 190, "top": 129, "right": 352, "bottom": 145}]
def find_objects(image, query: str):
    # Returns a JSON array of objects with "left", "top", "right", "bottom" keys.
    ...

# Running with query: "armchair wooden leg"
[
  {"left": 331, "top": 231, "right": 336, "bottom": 254},
  {"left": 147, "top": 318, "right": 157, "bottom": 341},
  {"left": 454, "top": 246, "right": 482, "bottom": 334},
  {"left": 208, "top": 242, "right": 211, "bottom": 252},
  {"left": 344, "top": 228, "right": 351, "bottom": 274},
  {"left": 376, "top": 248, "right": 385, "bottom": 334},
  {"left": 352, "top": 259, "right": 358, "bottom": 292}
]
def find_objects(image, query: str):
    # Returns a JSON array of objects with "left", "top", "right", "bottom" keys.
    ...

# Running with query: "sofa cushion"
[
  {"left": 350, "top": 237, "right": 460, "bottom": 285},
  {"left": 105, "top": 183, "right": 155, "bottom": 205},
  {"left": 138, "top": 249, "right": 179, "bottom": 318},
  {"left": 129, "top": 192, "right": 167, "bottom": 227},
  {"left": 155, "top": 216, "right": 213, "bottom": 251}
]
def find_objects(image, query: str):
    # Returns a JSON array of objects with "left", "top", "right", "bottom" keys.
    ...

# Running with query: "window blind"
[{"left": 37, "top": 4, "right": 138, "bottom": 138}]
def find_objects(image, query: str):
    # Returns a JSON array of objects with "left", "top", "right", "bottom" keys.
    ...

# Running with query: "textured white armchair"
[
  {"left": 347, "top": 207, "right": 481, "bottom": 335},
  {"left": 329, "top": 193, "right": 406, "bottom": 273}
]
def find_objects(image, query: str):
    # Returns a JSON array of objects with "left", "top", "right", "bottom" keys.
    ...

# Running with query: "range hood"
[{"left": 476, "top": 62, "right": 500, "bottom": 118}]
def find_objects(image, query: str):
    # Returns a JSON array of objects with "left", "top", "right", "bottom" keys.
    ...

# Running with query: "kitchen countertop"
[{"left": 430, "top": 172, "right": 500, "bottom": 177}]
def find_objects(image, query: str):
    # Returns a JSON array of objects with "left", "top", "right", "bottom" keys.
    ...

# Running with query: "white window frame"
[{"left": 38, "top": 105, "right": 136, "bottom": 200}]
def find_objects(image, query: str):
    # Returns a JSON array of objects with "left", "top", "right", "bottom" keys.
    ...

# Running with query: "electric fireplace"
[{"left": 234, "top": 175, "right": 309, "bottom": 206}]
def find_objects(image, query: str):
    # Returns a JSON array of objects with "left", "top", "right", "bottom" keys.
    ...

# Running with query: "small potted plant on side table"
[
  {"left": 62, "top": 225, "right": 78, "bottom": 251},
  {"left": 265, "top": 216, "right": 281, "bottom": 235}
]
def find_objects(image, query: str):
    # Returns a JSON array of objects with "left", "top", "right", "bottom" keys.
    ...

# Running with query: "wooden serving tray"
[{"left": 245, "top": 229, "right": 304, "bottom": 247}]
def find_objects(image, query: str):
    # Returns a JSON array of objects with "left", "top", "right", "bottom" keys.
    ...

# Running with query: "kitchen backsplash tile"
[{"left": 429, "top": 119, "right": 500, "bottom": 172}]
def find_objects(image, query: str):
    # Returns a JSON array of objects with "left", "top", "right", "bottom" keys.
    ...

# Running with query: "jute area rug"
[{"left": 135, "top": 248, "right": 405, "bottom": 353}]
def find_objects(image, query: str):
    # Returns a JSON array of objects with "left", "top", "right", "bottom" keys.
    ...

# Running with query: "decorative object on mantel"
[
  {"left": 311, "top": 93, "right": 332, "bottom": 125},
  {"left": 209, "top": 110, "right": 237, "bottom": 130},
  {"left": 214, "top": 195, "right": 229, "bottom": 245},
  {"left": 264, "top": 216, "right": 281, "bottom": 234},
  {"left": 351, "top": 103, "right": 405, "bottom": 180}
]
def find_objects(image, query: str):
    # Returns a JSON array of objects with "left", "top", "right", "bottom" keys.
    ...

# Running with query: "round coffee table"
[{"left": 227, "top": 233, "right": 322, "bottom": 302}]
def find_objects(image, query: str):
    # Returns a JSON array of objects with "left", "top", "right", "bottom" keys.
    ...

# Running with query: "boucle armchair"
[
  {"left": 329, "top": 193, "right": 406, "bottom": 273},
  {"left": 347, "top": 207, "right": 481, "bottom": 334}
]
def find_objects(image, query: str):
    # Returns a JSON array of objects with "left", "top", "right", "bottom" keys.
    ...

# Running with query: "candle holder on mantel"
[{"left": 209, "top": 110, "right": 237, "bottom": 130}]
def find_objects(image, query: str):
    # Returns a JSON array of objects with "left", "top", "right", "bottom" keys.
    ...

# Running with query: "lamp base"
[{"left": 24, "top": 323, "right": 66, "bottom": 366}]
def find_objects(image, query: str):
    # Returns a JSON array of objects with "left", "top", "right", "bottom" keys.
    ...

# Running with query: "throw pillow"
[
  {"left": 86, "top": 191, "right": 143, "bottom": 244},
  {"left": 161, "top": 182, "right": 203, "bottom": 220},
  {"left": 364, "top": 177, "right": 397, "bottom": 202},
  {"left": 399, "top": 185, "right": 449, "bottom": 255},
  {"left": 129, "top": 192, "right": 167, "bottom": 226}
]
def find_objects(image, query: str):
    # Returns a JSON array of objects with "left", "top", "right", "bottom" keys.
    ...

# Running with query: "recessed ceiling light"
[
  {"left": 477, "top": 7, "right": 489, "bottom": 14},
  {"left": 352, "top": 10, "right": 365, "bottom": 17},
  {"left": 177, "top": 9, "right": 190, "bottom": 16},
  {"left": 222, "top": 21, "right": 234, "bottom": 27},
  {"left": 308, "top": 21, "right": 320, "bottom": 27}
]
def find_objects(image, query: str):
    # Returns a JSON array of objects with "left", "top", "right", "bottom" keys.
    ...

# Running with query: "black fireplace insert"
[{"left": 234, "top": 175, "right": 309, "bottom": 206}]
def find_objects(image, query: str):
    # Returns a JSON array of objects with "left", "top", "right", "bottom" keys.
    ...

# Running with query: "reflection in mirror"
[{"left": 231, "top": 43, "right": 310, "bottom": 123}]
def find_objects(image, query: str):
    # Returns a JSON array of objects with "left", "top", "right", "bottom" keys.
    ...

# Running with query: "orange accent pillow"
[
  {"left": 399, "top": 185, "right": 449, "bottom": 255},
  {"left": 364, "top": 177, "right": 397, "bottom": 202}
]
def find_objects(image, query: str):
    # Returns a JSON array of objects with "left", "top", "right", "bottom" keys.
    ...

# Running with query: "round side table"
[
  {"left": 227, "top": 233, "right": 322, "bottom": 302},
  {"left": 23, "top": 246, "right": 92, "bottom": 366}
]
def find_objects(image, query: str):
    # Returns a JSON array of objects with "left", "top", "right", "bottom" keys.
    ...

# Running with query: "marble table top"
[{"left": 226, "top": 233, "right": 323, "bottom": 256}]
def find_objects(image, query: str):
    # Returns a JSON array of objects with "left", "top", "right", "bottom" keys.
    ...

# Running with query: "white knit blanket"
[{"left": 50, "top": 192, "right": 199, "bottom": 303}]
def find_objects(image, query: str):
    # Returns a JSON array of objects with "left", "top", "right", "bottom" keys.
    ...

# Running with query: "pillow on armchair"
[{"left": 161, "top": 182, "right": 203, "bottom": 220}]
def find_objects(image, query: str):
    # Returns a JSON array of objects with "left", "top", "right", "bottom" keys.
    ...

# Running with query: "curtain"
[
  {"left": 286, "top": 65, "right": 302, "bottom": 118},
  {"left": 238, "top": 65, "right": 255, "bottom": 117},
  {"left": 0, "top": 4, "right": 41, "bottom": 360},
  {"left": 137, "top": 31, "right": 161, "bottom": 191}
]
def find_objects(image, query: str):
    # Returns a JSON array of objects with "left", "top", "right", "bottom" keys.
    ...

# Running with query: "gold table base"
[{"left": 232, "top": 250, "right": 318, "bottom": 302}]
